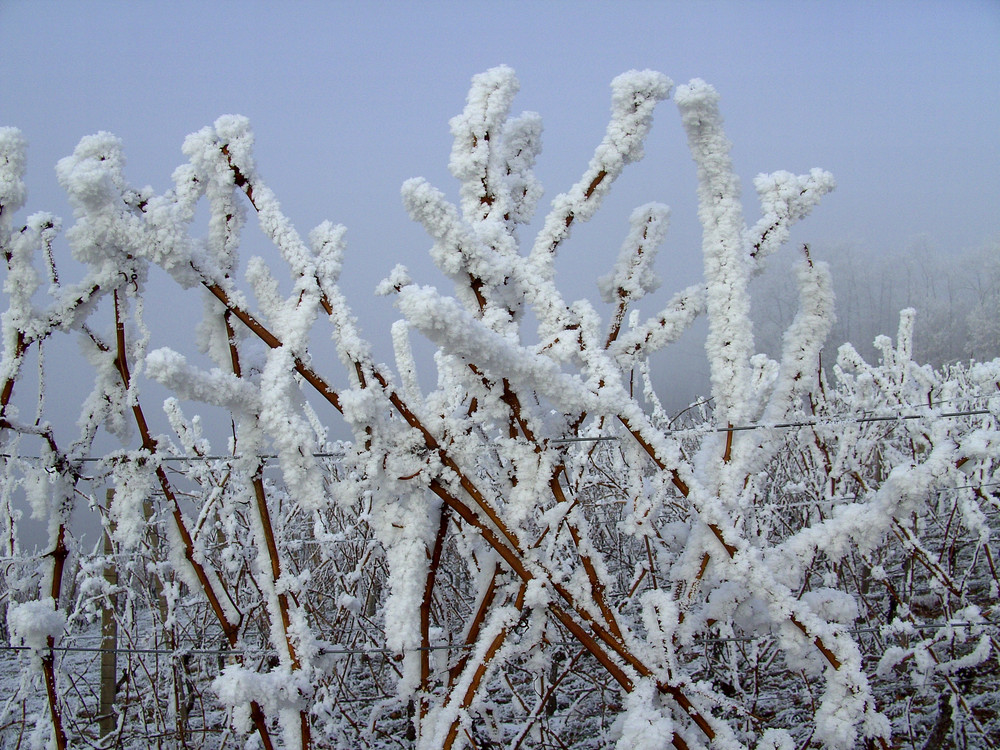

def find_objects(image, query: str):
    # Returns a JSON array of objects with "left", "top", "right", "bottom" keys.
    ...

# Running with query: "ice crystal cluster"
[{"left": 0, "top": 69, "right": 997, "bottom": 750}]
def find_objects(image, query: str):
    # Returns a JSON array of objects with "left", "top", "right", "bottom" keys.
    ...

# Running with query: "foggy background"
[{"left": 1, "top": 1, "right": 998, "bottom": 548}]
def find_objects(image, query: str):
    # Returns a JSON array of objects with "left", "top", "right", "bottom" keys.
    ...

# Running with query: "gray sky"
[{"left": 1, "top": 0, "right": 998, "bottom": 410}]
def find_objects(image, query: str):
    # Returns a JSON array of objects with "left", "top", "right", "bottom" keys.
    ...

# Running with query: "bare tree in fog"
[{"left": 752, "top": 237, "right": 1000, "bottom": 367}]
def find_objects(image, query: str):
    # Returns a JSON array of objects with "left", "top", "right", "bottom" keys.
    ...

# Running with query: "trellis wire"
[
  {"left": 2, "top": 622, "right": 995, "bottom": 656},
  {"left": 0, "top": 407, "right": 993, "bottom": 463}
]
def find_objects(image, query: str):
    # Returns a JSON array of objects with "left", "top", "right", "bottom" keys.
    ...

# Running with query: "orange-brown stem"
[
  {"left": 441, "top": 583, "right": 527, "bottom": 750},
  {"left": 224, "top": 309, "right": 311, "bottom": 748},
  {"left": 420, "top": 505, "right": 451, "bottom": 714},
  {"left": 198, "top": 211, "right": 716, "bottom": 740},
  {"left": 41, "top": 636, "right": 67, "bottom": 750},
  {"left": 449, "top": 563, "right": 502, "bottom": 686},
  {"left": 41, "top": 523, "right": 69, "bottom": 750}
]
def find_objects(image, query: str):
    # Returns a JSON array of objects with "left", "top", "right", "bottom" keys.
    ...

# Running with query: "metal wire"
[
  {"left": 662, "top": 407, "right": 993, "bottom": 437},
  {"left": 697, "top": 620, "right": 999, "bottom": 645},
  {"left": 1, "top": 621, "right": 994, "bottom": 656},
  {"left": 0, "top": 642, "right": 472, "bottom": 656},
  {"left": 0, "top": 407, "right": 993, "bottom": 464}
]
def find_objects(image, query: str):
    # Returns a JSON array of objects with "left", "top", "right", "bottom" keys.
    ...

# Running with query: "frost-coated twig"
[{"left": 2, "top": 69, "right": 997, "bottom": 750}]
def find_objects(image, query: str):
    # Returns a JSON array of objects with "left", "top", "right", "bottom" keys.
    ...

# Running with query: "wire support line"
[
  {"left": 693, "top": 621, "right": 999, "bottom": 645},
  {"left": 752, "top": 486, "right": 1000, "bottom": 511},
  {"left": 581, "top": 481, "right": 1000, "bottom": 510},
  {"left": 0, "top": 451, "right": 350, "bottom": 464},
  {"left": 535, "top": 407, "right": 995, "bottom": 443},
  {"left": 0, "top": 407, "right": 994, "bottom": 464},
  {"left": 2, "top": 621, "right": 995, "bottom": 656},
  {"left": 0, "top": 642, "right": 476, "bottom": 656},
  {"left": 2, "top": 644, "right": 245, "bottom": 656},
  {"left": 550, "top": 436, "right": 621, "bottom": 443},
  {"left": 102, "top": 451, "right": 350, "bottom": 463},
  {"left": 664, "top": 407, "right": 994, "bottom": 437}
]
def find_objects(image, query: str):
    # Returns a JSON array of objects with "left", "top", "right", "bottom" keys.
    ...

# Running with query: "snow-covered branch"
[{"left": 0, "top": 67, "right": 995, "bottom": 750}]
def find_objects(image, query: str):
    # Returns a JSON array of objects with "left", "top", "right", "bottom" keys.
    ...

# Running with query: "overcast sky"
[
  {"left": 4, "top": 2, "right": 998, "bottom": 250},
  {"left": 1, "top": 0, "right": 998, "bottom": 418}
]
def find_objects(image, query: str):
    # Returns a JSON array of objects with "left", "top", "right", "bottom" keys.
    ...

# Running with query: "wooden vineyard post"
[{"left": 99, "top": 489, "right": 118, "bottom": 739}]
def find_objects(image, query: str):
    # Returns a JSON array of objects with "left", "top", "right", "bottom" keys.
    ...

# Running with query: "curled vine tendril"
[{"left": 118, "top": 271, "right": 138, "bottom": 292}]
